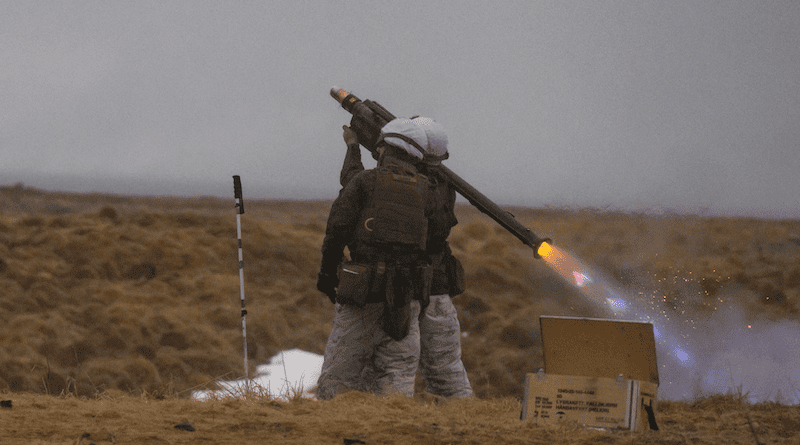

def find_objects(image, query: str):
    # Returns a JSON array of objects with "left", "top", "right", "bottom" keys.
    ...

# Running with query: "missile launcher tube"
[{"left": 330, "top": 87, "right": 550, "bottom": 257}]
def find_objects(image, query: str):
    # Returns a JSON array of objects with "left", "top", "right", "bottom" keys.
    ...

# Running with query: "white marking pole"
[{"left": 233, "top": 175, "right": 248, "bottom": 380}]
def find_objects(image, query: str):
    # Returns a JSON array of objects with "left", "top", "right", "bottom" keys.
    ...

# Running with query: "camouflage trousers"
[
  {"left": 315, "top": 301, "right": 421, "bottom": 400},
  {"left": 417, "top": 294, "right": 473, "bottom": 398},
  {"left": 361, "top": 294, "right": 473, "bottom": 399}
]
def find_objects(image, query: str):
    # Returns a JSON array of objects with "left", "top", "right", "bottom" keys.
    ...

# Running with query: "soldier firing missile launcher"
[{"left": 330, "top": 87, "right": 551, "bottom": 258}]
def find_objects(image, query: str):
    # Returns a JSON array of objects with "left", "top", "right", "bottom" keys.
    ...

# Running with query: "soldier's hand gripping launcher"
[{"left": 330, "top": 87, "right": 551, "bottom": 258}]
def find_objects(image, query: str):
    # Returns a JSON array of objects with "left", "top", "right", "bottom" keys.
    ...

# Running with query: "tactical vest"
[
  {"left": 355, "top": 157, "right": 429, "bottom": 252},
  {"left": 348, "top": 157, "right": 433, "bottom": 341}
]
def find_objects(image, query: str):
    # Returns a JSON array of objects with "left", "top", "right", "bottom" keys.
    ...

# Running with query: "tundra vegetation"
[{"left": 1, "top": 184, "right": 798, "bottom": 444}]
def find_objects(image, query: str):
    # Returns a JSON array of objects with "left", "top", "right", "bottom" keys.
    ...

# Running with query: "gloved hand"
[
  {"left": 317, "top": 272, "right": 339, "bottom": 304},
  {"left": 342, "top": 125, "right": 358, "bottom": 146}
]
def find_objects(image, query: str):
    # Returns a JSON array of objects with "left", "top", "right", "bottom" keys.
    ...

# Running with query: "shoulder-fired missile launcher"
[{"left": 330, "top": 87, "right": 551, "bottom": 258}]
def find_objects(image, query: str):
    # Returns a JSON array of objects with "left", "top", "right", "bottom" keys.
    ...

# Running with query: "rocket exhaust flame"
[
  {"left": 539, "top": 243, "right": 799, "bottom": 404},
  {"left": 538, "top": 242, "right": 699, "bottom": 392},
  {"left": 537, "top": 242, "right": 608, "bottom": 311}
]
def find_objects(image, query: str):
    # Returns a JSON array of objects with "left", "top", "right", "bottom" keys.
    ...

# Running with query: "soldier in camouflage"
[
  {"left": 330, "top": 118, "right": 473, "bottom": 399},
  {"left": 315, "top": 117, "right": 436, "bottom": 399}
]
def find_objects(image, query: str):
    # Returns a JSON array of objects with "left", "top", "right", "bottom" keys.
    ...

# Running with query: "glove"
[
  {"left": 342, "top": 125, "right": 359, "bottom": 146},
  {"left": 317, "top": 272, "right": 339, "bottom": 304}
]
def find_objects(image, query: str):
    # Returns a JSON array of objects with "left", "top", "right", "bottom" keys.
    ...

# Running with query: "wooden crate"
[
  {"left": 521, "top": 316, "right": 660, "bottom": 430},
  {"left": 521, "top": 372, "right": 658, "bottom": 431}
]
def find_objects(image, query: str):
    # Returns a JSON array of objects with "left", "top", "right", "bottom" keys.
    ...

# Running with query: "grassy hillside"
[
  {"left": 1, "top": 183, "right": 798, "bottom": 400},
  {"left": 3, "top": 184, "right": 800, "bottom": 443}
]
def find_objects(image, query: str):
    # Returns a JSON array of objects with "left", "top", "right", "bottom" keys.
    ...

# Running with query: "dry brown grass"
[
  {"left": 2, "top": 390, "right": 798, "bottom": 444},
  {"left": 1, "top": 184, "right": 799, "bottom": 443}
]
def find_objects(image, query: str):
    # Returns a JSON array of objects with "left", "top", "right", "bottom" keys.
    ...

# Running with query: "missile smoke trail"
[
  {"left": 326, "top": 87, "right": 799, "bottom": 404},
  {"left": 536, "top": 242, "right": 800, "bottom": 404}
]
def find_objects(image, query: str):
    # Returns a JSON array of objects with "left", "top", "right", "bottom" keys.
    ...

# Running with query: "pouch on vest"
[
  {"left": 445, "top": 255, "right": 466, "bottom": 297},
  {"left": 336, "top": 261, "right": 373, "bottom": 307},
  {"left": 414, "top": 261, "right": 433, "bottom": 311},
  {"left": 382, "top": 265, "right": 414, "bottom": 341}
]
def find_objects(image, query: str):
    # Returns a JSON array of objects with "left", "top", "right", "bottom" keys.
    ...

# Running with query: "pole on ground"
[{"left": 233, "top": 175, "right": 248, "bottom": 380}]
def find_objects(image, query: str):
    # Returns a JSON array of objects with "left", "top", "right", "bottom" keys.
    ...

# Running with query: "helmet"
[{"left": 380, "top": 117, "right": 449, "bottom": 164}]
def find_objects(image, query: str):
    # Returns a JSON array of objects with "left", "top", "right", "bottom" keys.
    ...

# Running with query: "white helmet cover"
[{"left": 380, "top": 117, "right": 449, "bottom": 164}]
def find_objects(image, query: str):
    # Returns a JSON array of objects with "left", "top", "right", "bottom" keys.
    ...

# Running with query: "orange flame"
[{"left": 537, "top": 242, "right": 590, "bottom": 288}]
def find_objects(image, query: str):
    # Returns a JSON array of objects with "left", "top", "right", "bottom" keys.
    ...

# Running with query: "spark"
[{"left": 605, "top": 298, "right": 628, "bottom": 314}]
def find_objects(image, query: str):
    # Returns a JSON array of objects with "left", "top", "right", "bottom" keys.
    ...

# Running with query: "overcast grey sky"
[{"left": 2, "top": 1, "right": 799, "bottom": 218}]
